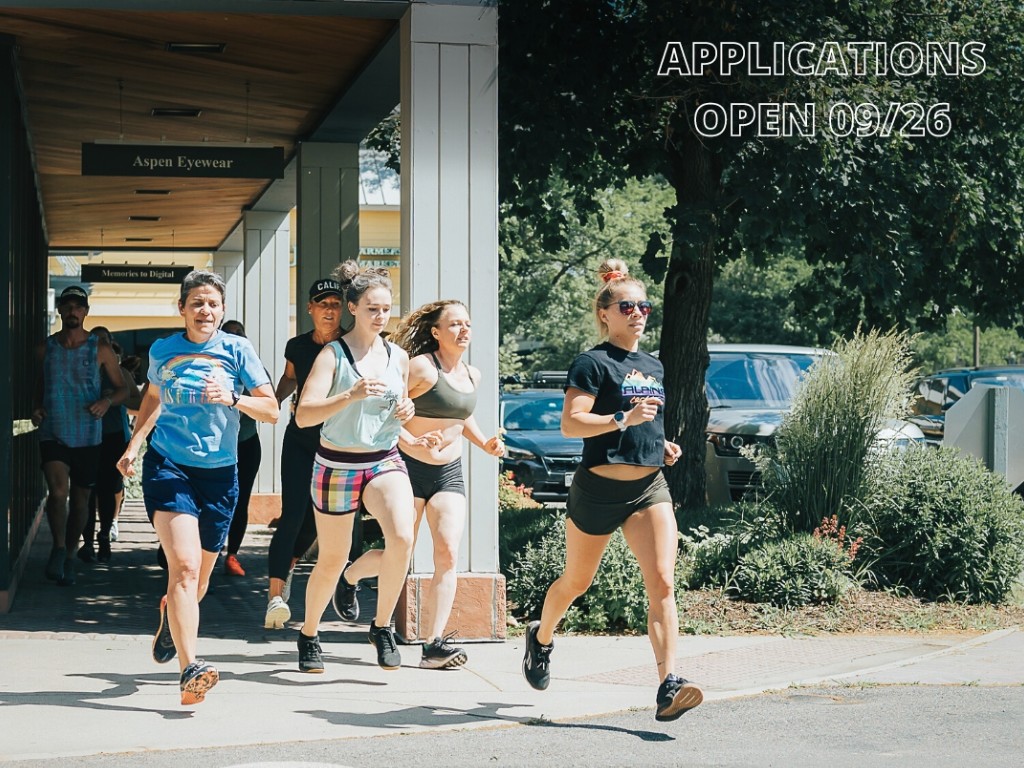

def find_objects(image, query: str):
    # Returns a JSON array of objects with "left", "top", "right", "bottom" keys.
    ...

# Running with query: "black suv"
[
  {"left": 909, "top": 366, "right": 1024, "bottom": 446},
  {"left": 499, "top": 373, "right": 582, "bottom": 503}
]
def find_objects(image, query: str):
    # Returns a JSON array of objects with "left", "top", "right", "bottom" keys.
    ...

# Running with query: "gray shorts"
[{"left": 566, "top": 466, "right": 672, "bottom": 536}]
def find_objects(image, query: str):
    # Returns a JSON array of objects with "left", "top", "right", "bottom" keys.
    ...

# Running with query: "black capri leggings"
[{"left": 267, "top": 434, "right": 319, "bottom": 581}]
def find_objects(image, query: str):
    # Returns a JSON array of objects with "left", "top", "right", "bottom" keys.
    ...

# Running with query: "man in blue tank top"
[{"left": 31, "top": 285, "right": 128, "bottom": 586}]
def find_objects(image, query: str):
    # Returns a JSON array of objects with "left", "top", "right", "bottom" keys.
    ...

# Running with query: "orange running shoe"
[{"left": 223, "top": 554, "right": 246, "bottom": 577}]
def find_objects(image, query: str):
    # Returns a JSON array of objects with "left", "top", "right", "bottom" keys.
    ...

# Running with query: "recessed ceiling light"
[
  {"left": 151, "top": 107, "right": 202, "bottom": 118},
  {"left": 124, "top": 237, "right": 153, "bottom": 242},
  {"left": 135, "top": 189, "right": 171, "bottom": 195},
  {"left": 166, "top": 42, "right": 227, "bottom": 54},
  {"left": 128, "top": 215, "right": 161, "bottom": 222}
]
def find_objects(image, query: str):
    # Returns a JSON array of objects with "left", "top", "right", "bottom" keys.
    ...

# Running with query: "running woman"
[
  {"left": 118, "top": 270, "right": 279, "bottom": 705},
  {"left": 332, "top": 300, "right": 504, "bottom": 669},
  {"left": 521, "top": 259, "right": 703, "bottom": 722},
  {"left": 294, "top": 260, "right": 416, "bottom": 673}
]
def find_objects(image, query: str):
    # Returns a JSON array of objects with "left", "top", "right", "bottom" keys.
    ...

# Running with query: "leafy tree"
[
  {"left": 500, "top": 176, "right": 672, "bottom": 371},
  {"left": 499, "top": 0, "right": 1024, "bottom": 508},
  {"left": 912, "top": 313, "right": 1024, "bottom": 372}
]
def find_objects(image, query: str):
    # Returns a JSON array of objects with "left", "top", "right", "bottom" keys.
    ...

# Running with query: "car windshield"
[
  {"left": 706, "top": 353, "right": 819, "bottom": 409},
  {"left": 502, "top": 395, "right": 564, "bottom": 431}
]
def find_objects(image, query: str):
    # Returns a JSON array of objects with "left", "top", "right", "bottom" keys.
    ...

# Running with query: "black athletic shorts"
[
  {"left": 39, "top": 440, "right": 101, "bottom": 489},
  {"left": 566, "top": 465, "right": 672, "bottom": 536},
  {"left": 400, "top": 451, "right": 466, "bottom": 501}
]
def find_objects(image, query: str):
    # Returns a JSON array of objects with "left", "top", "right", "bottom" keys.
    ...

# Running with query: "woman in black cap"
[{"left": 264, "top": 278, "right": 345, "bottom": 629}]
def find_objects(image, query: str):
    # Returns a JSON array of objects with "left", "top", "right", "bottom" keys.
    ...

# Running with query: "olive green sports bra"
[{"left": 412, "top": 353, "right": 477, "bottom": 420}]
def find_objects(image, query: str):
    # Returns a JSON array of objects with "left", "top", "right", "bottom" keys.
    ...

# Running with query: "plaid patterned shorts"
[{"left": 310, "top": 445, "right": 407, "bottom": 515}]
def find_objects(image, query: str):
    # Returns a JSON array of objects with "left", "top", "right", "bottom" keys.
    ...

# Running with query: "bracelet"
[
  {"left": 230, "top": 391, "right": 240, "bottom": 408},
  {"left": 105, "top": 396, "right": 113, "bottom": 407}
]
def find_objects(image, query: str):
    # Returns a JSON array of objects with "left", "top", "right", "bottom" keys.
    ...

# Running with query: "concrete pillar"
[
  {"left": 241, "top": 211, "right": 291, "bottom": 513},
  {"left": 297, "top": 142, "right": 360, "bottom": 334},
  {"left": 397, "top": 3, "right": 502, "bottom": 642}
]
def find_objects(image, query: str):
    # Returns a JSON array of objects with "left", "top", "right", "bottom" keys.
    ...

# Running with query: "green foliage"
[
  {"left": 734, "top": 534, "right": 858, "bottom": 608},
  {"left": 709, "top": 252, "right": 820, "bottom": 346},
  {"left": 753, "top": 328, "right": 917, "bottom": 532},
  {"left": 682, "top": 503, "right": 788, "bottom": 589},
  {"left": 499, "top": 177, "right": 673, "bottom": 372},
  {"left": 854, "top": 447, "right": 1024, "bottom": 603},
  {"left": 911, "top": 312, "right": 1024, "bottom": 373},
  {"left": 123, "top": 441, "right": 146, "bottom": 500},
  {"left": 498, "top": 472, "right": 558, "bottom": 579},
  {"left": 506, "top": 517, "right": 665, "bottom": 633}
]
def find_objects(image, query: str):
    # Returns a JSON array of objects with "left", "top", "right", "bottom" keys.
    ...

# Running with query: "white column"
[
  {"left": 297, "top": 142, "right": 360, "bottom": 334},
  {"left": 242, "top": 210, "right": 291, "bottom": 494},
  {"left": 212, "top": 250, "right": 243, "bottom": 320},
  {"left": 401, "top": 3, "right": 499, "bottom": 574}
]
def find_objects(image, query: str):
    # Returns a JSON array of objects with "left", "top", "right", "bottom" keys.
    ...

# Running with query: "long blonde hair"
[
  {"left": 593, "top": 259, "right": 646, "bottom": 338},
  {"left": 392, "top": 299, "right": 468, "bottom": 357}
]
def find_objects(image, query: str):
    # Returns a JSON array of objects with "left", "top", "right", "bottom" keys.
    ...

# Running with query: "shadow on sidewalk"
[{"left": 0, "top": 500, "right": 375, "bottom": 641}]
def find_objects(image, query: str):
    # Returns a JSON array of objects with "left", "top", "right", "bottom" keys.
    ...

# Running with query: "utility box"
[{"left": 944, "top": 384, "right": 1024, "bottom": 489}]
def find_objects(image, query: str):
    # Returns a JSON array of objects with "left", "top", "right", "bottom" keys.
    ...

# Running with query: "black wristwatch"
[
  {"left": 230, "top": 391, "right": 240, "bottom": 408},
  {"left": 613, "top": 411, "right": 628, "bottom": 431}
]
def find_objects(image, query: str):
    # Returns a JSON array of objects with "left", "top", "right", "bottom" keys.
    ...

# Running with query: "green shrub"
[
  {"left": 124, "top": 441, "right": 146, "bottom": 500},
  {"left": 506, "top": 517, "right": 657, "bottom": 632},
  {"left": 682, "top": 502, "right": 788, "bottom": 589},
  {"left": 753, "top": 328, "right": 917, "bottom": 533},
  {"left": 733, "top": 533, "right": 857, "bottom": 608},
  {"left": 854, "top": 446, "right": 1024, "bottom": 603},
  {"left": 498, "top": 471, "right": 556, "bottom": 578}
]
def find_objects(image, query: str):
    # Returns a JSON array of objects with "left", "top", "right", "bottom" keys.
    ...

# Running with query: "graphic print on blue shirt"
[
  {"left": 158, "top": 354, "right": 233, "bottom": 405},
  {"left": 621, "top": 368, "right": 666, "bottom": 405}
]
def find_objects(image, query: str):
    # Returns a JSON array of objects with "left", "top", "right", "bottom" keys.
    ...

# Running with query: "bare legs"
[
  {"left": 419, "top": 493, "right": 466, "bottom": 639},
  {"left": 302, "top": 472, "right": 415, "bottom": 636},
  {"left": 153, "top": 510, "right": 220, "bottom": 673},
  {"left": 535, "top": 502, "right": 679, "bottom": 678}
]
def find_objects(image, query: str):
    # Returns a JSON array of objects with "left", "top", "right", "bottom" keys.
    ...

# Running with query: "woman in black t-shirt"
[{"left": 520, "top": 259, "right": 704, "bottom": 723}]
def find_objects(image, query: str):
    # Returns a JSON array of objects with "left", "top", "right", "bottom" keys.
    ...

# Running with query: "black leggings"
[
  {"left": 267, "top": 434, "right": 319, "bottom": 581},
  {"left": 227, "top": 434, "right": 262, "bottom": 554}
]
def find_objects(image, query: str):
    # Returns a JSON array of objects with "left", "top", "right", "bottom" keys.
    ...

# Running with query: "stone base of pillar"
[
  {"left": 396, "top": 572, "right": 506, "bottom": 643},
  {"left": 247, "top": 493, "right": 282, "bottom": 526}
]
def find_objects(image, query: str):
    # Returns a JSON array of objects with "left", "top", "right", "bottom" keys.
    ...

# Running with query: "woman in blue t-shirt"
[
  {"left": 117, "top": 270, "right": 279, "bottom": 706},
  {"left": 520, "top": 259, "right": 703, "bottom": 723}
]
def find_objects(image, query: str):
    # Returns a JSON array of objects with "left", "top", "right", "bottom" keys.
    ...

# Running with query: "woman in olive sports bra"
[{"left": 334, "top": 299, "right": 504, "bottom": 670}]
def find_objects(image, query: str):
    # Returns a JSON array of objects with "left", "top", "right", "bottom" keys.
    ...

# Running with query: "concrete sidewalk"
[{"left": 1, "top": 502, "right": 1021, "bottom": 761}]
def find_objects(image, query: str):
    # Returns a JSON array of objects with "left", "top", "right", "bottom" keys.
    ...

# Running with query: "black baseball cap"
[
  {"left": 58, "top": 285, "right": 90, "bottom": 307},
  {"left": 309, "top": 278, "right": 342, "bottom": 302}
]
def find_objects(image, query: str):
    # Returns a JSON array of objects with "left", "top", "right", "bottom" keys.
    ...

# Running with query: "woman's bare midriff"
[
  {"left": 588, "top": 464, "right": 661, "bottom": 481},
  {"left": 401, "top": 414, "right": 466, "bottom": 465}
]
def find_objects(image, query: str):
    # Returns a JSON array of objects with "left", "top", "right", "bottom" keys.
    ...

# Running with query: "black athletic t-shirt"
[
  {"left": 564, "top": 342, "right": 667, "bottom": 470},
  {"left": 284, "top": 331, "right": 329, "bottom": 451}
]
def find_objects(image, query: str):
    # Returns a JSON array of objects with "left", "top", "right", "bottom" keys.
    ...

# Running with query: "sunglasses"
[{"left": 616, "top": 300, "right": 653, "bottom": 317}]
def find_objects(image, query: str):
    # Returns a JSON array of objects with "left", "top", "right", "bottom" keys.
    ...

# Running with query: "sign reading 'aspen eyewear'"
[
  {"left": 81, "top": 143, "right": 284, "bottom": 179},
  {"left": 81, "top": 265, "right": 194, "bottom": 284}
]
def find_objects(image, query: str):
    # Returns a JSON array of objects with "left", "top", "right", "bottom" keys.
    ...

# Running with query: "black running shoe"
[
  {"left": 522, "top": 620, "right": 552, "bottom": 690},
  {"left": 419, "top": 633, "right": 468, "bottom": 669},
  {"left": 332, "top": 562, "right": 360, "bottom": 622},
  {"left": 298, "top": 632, "right": 325, "bottom": 673},
  {"left": 179, "top": 660, "right": 219, "bottom": 705},
  {"left": 152, "top": 596, "right": 177, "bottom": 664},
  {"left": 368, "top": 621, "right": 401, "bottom": 670},
  {"left": 655, "top": 674, "right": 704, "bottom": 722}
]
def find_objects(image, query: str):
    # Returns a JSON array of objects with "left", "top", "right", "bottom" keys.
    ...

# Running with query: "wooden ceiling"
[{"left": 0, "top": 9, "right": 396, "bottom": 250}]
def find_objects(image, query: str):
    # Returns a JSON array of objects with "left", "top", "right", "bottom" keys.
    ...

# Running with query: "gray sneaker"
[
  {"left": 655, "top": 674, "right": 703, "bottom": 721},
  {"left": 368, "top": 621, "right": 401, "bottom": 670},
  {"left": 420, "top": 633, "right": 468, "bottom": 669}
]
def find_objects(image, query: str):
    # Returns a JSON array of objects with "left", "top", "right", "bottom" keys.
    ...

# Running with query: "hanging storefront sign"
[
  {"left": 81, "top": 264, "right": 193, "bottom": 284},
  {"left": 81, "top": 143, "right": 284, "bottom": 179}
]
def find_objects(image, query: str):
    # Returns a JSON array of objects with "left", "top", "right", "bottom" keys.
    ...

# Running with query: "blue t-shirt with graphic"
[
  {"left": 565, "top": 342, "right": 667, "bottom": 470},
  {"left": 147, "top": 330, "right": 271, "bottom": 468}
]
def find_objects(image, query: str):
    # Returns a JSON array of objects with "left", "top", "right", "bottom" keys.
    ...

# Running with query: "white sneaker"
[
  {"left": 282, "top": 569, "right": 294, "bottom": 604},
  {"left": 264, "top": 596, "right": 291, "bottom": 630},
  {"left": 109, "top": 520, "right": 119, "bottom": 542}
]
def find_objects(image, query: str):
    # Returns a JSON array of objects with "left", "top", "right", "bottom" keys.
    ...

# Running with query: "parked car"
[
  {"left": 499, "top": 387, "right": 582, "bottom": 503},
  {"left": 704, "top": 344, "right": 925, "bottom": 505},
  {"left": 908, "top": 366, "right": 1024, "bottom": 446}
]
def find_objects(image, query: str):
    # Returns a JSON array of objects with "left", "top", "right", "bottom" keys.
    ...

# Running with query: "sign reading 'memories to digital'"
[
  {"left": 81, "top": 143, "right": 284, "bottom": 179},
  {"left": 81, "top": 264, "right": 194, "bottom": 284}
]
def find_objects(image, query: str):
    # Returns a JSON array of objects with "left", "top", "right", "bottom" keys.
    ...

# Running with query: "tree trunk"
[{"left": 660, "top": 134, "right": 721, "bottom": 511}]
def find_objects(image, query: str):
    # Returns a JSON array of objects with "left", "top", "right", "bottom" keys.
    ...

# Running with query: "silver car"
[{"left": 703, "top": 343, "right": 925, "bottom": 506}]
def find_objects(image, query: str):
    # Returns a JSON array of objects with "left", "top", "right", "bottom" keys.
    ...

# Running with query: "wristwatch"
[
  {"left": 613, "top": 411, "right": 628, "bottom": 431},
  {"left": 230, "top": 391, "right": 240, "bottom": 408}
]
